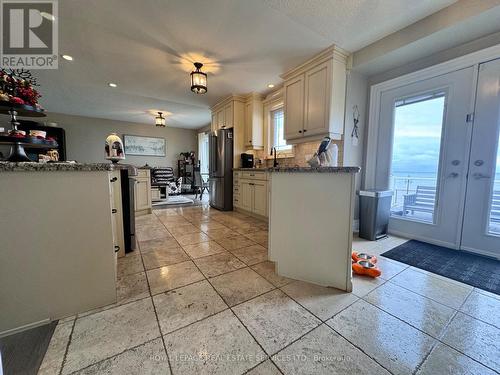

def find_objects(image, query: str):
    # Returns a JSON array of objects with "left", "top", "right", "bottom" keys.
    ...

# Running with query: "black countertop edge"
[{"left": 0, "top": 162, "right": 115, "bottom": 172}]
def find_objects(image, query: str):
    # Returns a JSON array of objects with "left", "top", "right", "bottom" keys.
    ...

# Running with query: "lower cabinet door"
[
  {"left": 134, "top": 179, "right": 150, "bottom": 211},
  {"left": 253, "top": 181, "right": 268, "bottom": 217},
  {"left": 240, "top": 181, "right": 253, "bottom": 212}
]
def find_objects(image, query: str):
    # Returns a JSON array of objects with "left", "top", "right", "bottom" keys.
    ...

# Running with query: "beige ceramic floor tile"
[
  {"left": 251, "top": 261, "right": 293, "bottom": 287},
  {"left": 233, "top": 289, "right": 320, "bottom": 355},
  {"left": 231, "top": 244, "right": 268, "bottom": 266},
  {"left": 441, "top": 312, "right": 500, "bottom": 371},
  {"left": 116, "top": 272, "right": 150, "bottom": 304},
  {"left": 210, "top": 267, "right": 274, "bottom": 306},
  {"left": 117, "top": 255, "right": 145, "bottom": 278},
  {"left": 364, "top": 282, "right": 455, "bottom": 338},
  {"left": 390, "top": 268, "right": 472, "bottom": 309},
  {"left": 38, "top": 322, "right": 73, "bottom": 375},
  {"left": 327, "top": 300, "right": 435, "bottom": 374},
  {"left": 460, "top": 291, "right": 500, "bottom": 328},
  {"left": 351, "top": 274, "right": 385, "bottom": 297},
  {"left": 274, "top": 324, "right": 390, "bottom": 375},
  {"left": 216, "top": 235, "right": 256, "bottom": 251},
  {"left": 376, "top": 257, "right": 408, "bottom": 279},
  {"left": 141, "top": 246, "right": 190, "bottom": 270},
  {"left": 416, "top": 343, "right": 497, "bottom": 375},
  {"left": 167, "top": 224, "right": 201, "bottom": 237},
  {"left": 194, "top": 252, "right": 246, "bottom": 278},
  {"left": 73, "top": 338, "right": 170, "bottom": 375},
  {"left": 244, "top": 230, "right": 268, "bottom": 246},
  {"left": 195, "top": 221, "right": 228, "bottom": 232},
  {"left": 164, "top": 310, "right": 266, "bottom": 375},
  {"left": 174, "top": 231, "right": 211, "bottom": 246},
  {"left": 138, "top": 237, "right": 180, "bottom": 253},
  {"left": 182, "top": 241, "right": 226, "bottom": 259},
  {"left": 136, "top": 225, "right": 172, "bottom": 242},
  {"left": 281, "top": 280, "right": 359, "bottom": 321},
  {"left": 146, "top": 261, "right": 205, "bottom": 295},
  {"left": 153, "top": 280, "right": 227, "bottom": 334},
  {"left": 205, "top": 227, "right": 239, "bottom": 240},
  {"left": 246, "top": 360, "right": 281, "bottom": 375},
  {"left": 62, "top": 298, "right": 160, "bottom": 374}
]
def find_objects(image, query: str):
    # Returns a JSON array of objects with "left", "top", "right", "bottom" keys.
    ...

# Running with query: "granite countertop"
[
  {"left": 267, "top": 166, "right": 360, "bottom": 173},
  {"left": 0, "top": 162, "right": 115, "bottom": 172}
]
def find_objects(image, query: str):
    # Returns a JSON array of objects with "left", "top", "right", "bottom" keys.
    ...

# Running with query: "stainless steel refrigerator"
[{"left": 209, "top": 128, "right": 233, "bottom": 211}]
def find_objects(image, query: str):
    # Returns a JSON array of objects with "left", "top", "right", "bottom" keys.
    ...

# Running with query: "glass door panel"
[
  {"left": 390, "top": 93, "right": 446, "bottom": 223},
  {"left": 461, "top": 59, "right": 500, "bottom": 258},
  {"left": 376, "top": 67, "right": 475, "bottom": 248},
  {"left": 488, "top": 131, "right": 500, "bottom": 235}
]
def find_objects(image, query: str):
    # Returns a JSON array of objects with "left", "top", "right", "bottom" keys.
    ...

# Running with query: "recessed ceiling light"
[
  {"left": 108, "top": 83, "right": 117, "bottom": 88},
  {"left": 62, "top": 55, "right": 73, "bottom": 61},
  {"left": 267, "top": 84, "right": 275, "bottom": 88}
]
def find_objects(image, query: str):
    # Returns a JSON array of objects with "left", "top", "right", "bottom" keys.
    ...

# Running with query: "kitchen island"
[
  {"left": 0, "top": 162, "right": 120, "bottom": 336},
  {"left": 268, "top": 166, "right": 360, "bottom": 291}
]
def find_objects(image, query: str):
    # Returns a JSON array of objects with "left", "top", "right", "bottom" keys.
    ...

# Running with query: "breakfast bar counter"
[
  {"left": 0, "top": 163, "right": 120, "bottom": 335},
  {"left": 268, "top": 166, "right": 360, "bottom": 291}
]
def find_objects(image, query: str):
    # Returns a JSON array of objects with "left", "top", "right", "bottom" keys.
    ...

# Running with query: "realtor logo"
[{"left": 1, "top": 0, "right": 58, "bottom": 69}]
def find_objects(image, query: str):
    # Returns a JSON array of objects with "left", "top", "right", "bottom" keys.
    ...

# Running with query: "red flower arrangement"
[{"left": 0, "top": 69, "right": 43, "bottom": 108}]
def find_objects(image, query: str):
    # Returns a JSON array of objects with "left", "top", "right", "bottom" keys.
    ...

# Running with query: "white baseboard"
[{"left": 0, "top": 318, "right": 51, "bottom": 338}]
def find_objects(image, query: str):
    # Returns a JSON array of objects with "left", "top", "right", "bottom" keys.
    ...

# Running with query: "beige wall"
[{"left": 32, "top": 112, "right": 198, "bottom": 173}]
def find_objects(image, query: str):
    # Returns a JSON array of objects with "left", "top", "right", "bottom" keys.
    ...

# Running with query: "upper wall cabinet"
[
  {"left": 282, "top": 46, "right": 348, "bottom": 144},
  {"left": 210, "top": 95, "right": 246, "bottom": 167},
  {"left": 244, "top": 93, "right": 264, "bottom": 150}
]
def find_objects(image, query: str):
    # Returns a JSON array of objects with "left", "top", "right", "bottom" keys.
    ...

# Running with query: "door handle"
[
  {"left": 114, "top": 245, "right": 120, "bottom": 253},
  {"left": 110, "top": 177, "right": 117, "bottom": 182},
  {"left": 446, "top": 172, "right": 459, "bottom": 179},
  {"left": 112, "top": 209, "right": 117, "bottom": 214},
  {"left": 473, "top": 173, "right": 491, "bottom": 180}
]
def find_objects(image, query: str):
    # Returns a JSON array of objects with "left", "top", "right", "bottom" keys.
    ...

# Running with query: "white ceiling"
[{"left": 35, "top": 0, "right": 458, "bottom": 129}]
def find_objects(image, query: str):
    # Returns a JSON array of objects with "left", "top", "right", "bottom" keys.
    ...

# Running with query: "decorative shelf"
[{"left": 0, "top": 101, "right": 46, "bottom": 117}]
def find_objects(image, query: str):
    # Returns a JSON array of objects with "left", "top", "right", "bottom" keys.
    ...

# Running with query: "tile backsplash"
[{"left": 253, "top": 140, "right": 343, "bottom": 168}]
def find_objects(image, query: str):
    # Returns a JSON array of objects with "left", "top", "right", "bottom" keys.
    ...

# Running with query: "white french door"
[
  {"left": 376, "top": 60, "right": 500, "bottom": 259},
  {"left": 461, "top": 59, "right": 500, "bottom": 258},
  {"left": 376, "top": 67, "right": 475, "bottom": 248}
]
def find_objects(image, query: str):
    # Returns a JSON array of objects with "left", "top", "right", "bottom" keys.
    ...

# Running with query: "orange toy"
[
  {"left": 352, "top": 260, "right": 382, "bottom": 277},
  {"left": 352, "top": 251, "right": 378, "bottom": 264}
]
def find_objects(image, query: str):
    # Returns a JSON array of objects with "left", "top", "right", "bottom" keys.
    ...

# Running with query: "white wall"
[
  {"left": 344, "top": 71, "right": 368, "bottom": 221},
  {"left": 7, "top": 112, "right": 198, "bottom": 173}
]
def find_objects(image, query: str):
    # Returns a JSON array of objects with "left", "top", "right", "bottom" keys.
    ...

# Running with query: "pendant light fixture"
[
  {"left": 155, "top": 112, "right": 166, "bottom": 127},
  {"left": 190, "top": 62, "right": 207, "bottom": 94}
]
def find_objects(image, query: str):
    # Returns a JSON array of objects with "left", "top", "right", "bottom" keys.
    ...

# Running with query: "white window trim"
[
  {"left": 263, "top": 90, "right": 294, "bottom": 158},
  {"left": 365, "top": 43, "right": 500, "bottom": 190}
]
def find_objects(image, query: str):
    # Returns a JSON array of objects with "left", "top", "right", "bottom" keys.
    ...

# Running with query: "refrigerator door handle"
[{"left": 209, "top": 133, "right": 218, "bottom": 176}]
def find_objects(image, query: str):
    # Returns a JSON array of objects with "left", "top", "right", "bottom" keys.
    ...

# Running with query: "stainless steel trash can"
[{"left": 358, "top": 190, "right": 393, "bottom": 241}]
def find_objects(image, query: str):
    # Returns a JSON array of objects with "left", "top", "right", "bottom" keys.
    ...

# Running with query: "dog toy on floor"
[{"left": 351, "top": 251, "right": 381, "bottom": 278}]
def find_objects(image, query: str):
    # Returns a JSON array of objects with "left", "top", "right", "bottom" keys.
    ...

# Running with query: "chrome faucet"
[{"left": 270, "top": 147, "right": 278, "bottom": 167}]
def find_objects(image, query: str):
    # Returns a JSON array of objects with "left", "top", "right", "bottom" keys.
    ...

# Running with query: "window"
[
  {"left": 198, "top": 132, "right": 209, "bottom": 174},
  {"left": 271, "top": 109, "right": 291, "bottom": 151}
]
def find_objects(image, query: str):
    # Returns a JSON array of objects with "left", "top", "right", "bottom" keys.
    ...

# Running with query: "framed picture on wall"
[{"left": 123, "top": 135, "right": 166, "bottom": 157}]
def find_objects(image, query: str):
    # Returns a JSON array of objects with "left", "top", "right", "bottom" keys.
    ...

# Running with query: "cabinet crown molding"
[
  {"left": 210, "top": 94, "right": 247, "bottom": 111},
  {"left": 280, "top": 45, "right": 350, "bottom": 80}
]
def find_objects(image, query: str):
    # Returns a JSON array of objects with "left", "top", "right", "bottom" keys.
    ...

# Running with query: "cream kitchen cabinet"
[
  {"left": 282, "top": 46, "right": 348, "bottom": 144},
  {"left": 134, "top": 169, "right": 152, "bottom": 216},
  {"left": 283, "top": 75, "right": 304, "bottom": 140},
  {"left": 211, "top": 95, "right": 246, "bottom": 167},
  {"left": 244, "top": 93, "right": 264, "bottom": 150},
  {"left": 233, "top": 170, "right": 268, "bottom": 218}
]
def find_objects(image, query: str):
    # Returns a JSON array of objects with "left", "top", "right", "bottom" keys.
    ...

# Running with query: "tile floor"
[{"left": 38, "top": 205, "right": 500, "bottom": 375}]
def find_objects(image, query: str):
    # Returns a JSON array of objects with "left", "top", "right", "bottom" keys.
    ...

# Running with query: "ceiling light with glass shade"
[
  {"left": 155, "top": 112, "right": 166, "bottom": 127},
  {"left": 190, "top": 62, "right": 207, "bottom": 94}
]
